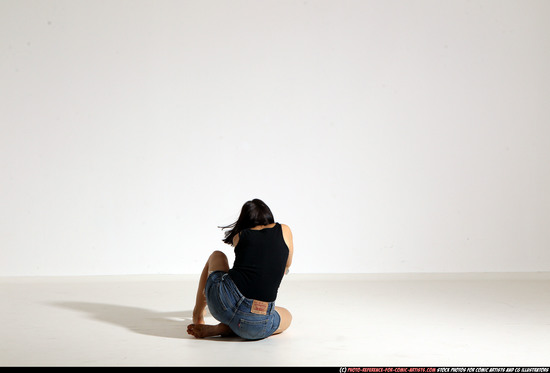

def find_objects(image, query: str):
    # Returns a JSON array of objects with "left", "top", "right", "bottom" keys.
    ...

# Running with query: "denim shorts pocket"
[{"left": 237, "top": 318, "right": 270, "bottom": 340}]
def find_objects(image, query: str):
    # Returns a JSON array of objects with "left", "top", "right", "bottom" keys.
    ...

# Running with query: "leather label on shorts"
[{"left": 251, "top": 299, "right": 268, "bottom": 315}]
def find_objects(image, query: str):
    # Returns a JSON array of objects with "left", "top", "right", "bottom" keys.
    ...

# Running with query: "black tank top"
[{"left": 228, "top": 223, "right": 289, "bottom": 302}]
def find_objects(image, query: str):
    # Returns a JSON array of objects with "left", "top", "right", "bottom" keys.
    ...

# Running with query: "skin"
[{"left": 187, "top": 223, "right": 294, "bottom": 339}]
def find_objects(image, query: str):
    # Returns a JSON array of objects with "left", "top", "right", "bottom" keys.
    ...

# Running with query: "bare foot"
[{"left": 187, "top": 323, "right": 234, "bottom": 338}]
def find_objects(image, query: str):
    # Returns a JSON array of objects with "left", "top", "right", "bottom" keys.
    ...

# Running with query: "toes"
[{"left": 187, "top": 324, "right": 204, "bottom": 338}]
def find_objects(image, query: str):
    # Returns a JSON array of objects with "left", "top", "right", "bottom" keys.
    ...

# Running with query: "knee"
[
  {"left": 275, "top": 306, "right": 292, "bottom": 332},
  {"left": 210, "top": 250, "right": 226, "bottom": 260},
  {"left": 284, "top": 308, "right": 293, "bottom": 325},
  {"left": 207, "top": 250, "right": 230, "bottom": 272}
]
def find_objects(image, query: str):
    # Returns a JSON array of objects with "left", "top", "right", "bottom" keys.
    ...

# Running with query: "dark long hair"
[{"left": 219, "top": 199, "right": 275, "bottom": 245}]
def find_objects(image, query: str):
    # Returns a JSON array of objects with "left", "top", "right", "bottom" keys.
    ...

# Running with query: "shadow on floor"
[
  {"left": 50, "top": 301, "right": 193, "bottom": 339},
  {"left": 49, "top": 301, "right": 247, "bottom": 341}
]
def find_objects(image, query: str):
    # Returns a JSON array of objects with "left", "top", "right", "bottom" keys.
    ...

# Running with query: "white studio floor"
[{"left": 1, "top": 272, "right": 549, "bottom": 367}]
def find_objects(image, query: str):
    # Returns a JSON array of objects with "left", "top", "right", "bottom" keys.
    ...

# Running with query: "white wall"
[{"left": 1, "top": 0, "right": 549, "bottom": 276}]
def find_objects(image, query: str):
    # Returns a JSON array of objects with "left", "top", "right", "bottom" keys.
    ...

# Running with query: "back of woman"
[
  {"left": 228, "top": 223, "right": 289, "bottom": 302},
  {"left": 187, "top": 199, "right": 294, "bottom": 340}
]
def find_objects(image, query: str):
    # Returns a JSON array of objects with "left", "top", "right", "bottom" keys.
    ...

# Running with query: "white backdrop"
[{"left": 2, "top": 0, "right": 549, "bottom": 276}]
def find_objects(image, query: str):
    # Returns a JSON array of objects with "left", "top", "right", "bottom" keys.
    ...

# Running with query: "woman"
[{"left": 187, "top": 199, "right": 294, "bottom": 340}]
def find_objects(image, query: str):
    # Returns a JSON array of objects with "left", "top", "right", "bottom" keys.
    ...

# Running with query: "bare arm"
[
  {"left": 281, "top": 224, "right": 294, "bottom": 274},
  {"left": 232, "top": 233, "right": 240, "bottom": 247}
]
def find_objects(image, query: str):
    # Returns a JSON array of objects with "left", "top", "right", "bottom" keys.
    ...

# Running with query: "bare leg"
[
  {"left": 192, "top": 260, "right": 210, "bottom": 324},
  {"left": 191, "top": 250, "right": 230, "bottom": 327},
  {"left": 272, "top": 306, "right": 292, "bottom": 335}
]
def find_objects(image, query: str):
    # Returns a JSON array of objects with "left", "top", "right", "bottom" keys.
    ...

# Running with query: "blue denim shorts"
[{"left": 205, "top": 271, "right": 281, "bottom": 340}]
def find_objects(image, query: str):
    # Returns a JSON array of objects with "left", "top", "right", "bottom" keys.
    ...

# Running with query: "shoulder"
[
  {"left": 280, "top": 223, "right": 292, "bottom": 234},
  {"left": 279, "top": 224, "right": 293, "bottom": 249}
]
